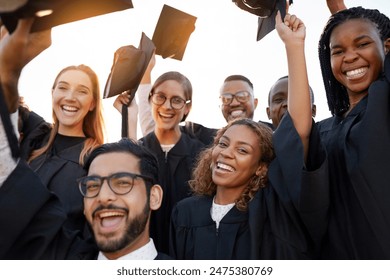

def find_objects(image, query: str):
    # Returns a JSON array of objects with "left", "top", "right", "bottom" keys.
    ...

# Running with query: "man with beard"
[
  {"left": 0, "top": 10, "right": 169, "bottom": 259},
  {"left": 80, "top": 138, "right": 168, "bottom": 260},
  {"left": 1, "top": 136, "right": 169, "bottom": 259}
]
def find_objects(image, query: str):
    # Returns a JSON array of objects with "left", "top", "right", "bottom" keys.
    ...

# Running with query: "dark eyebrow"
[
  {"left": 220, "top": 135, "right": 255, "bottom": 150},
  {"left": 330, "top": 34, "right": 373, "bottom": 49},
  {"left": 57, "top": 81, "right": 91, "bottom": 91}
]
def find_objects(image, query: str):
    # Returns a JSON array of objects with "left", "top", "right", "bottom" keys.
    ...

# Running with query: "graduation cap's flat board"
[
  {"left": 0, "top": 0, "right": 133, "bottom": 33},
  {"left": 152, "top": 4, "right": 196, "bottom": 61},
  {"left": 256, "top": 0, "right": 286, "bottom": 41},
  {"left": 103, "top": 33, "right": 156, "bottom": 99},
  {"left": 232, "top": 0, "right": 286, "bottom": 41},
  {"left": 233, "top": 0, "right": 277, "bottom": 17}
]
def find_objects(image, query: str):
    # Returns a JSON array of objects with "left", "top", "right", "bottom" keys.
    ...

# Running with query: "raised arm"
[
  {"left": 138, "top": 54, "right": 155, "bottom": 136},
  {"left": 0, "top": 19, "right": 51, "bottom": 113},
  {"left": 275, "top": 11, "right": 311, "bottom": 161},
  {"left": 326, "top": 0, "right": 347, "bottom": 14},
  {"left": 0, "top": 18, "right": 51, "bottom": 186}
]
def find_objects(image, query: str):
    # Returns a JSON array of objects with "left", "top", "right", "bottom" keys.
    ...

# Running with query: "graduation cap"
[
  {"left": 0, "top": 0, "right": 133, "bottom": 33},
  {"left": 232, "top": 0, "right": 287, "bottom": 41},
  {"left": 104, "top": 33, "right": 156, "bottom": 137},
  {"left": 152, "top": 4, "right": 197, "bottom": 61}
]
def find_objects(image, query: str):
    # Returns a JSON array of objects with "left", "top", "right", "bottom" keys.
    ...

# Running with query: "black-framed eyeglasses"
[
  {"left": 78, "top": 172, "right": 154, "bottom": 198},
  {"left": 220, "top": 91, "right": 251, "bottom": 105},
  {"left": 150, "top": 92, "right": 191, "bottom": 110}
]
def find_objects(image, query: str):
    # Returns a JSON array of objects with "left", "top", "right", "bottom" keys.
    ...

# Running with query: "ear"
[
  {"left": 311, "top": 104, "right": 317, "bottom": 118},
  {"left": 89, "top": 100, "right": 96, "bottom": 112},
  {"left": 385, "top": 38, "right": 390, "bottom": 55},
  {"left": 253, "top": 97, "right": 259, "bottom": 110},
  {"left": 255, "top": 164, "right": 268, "bottom": 178},
  {"left": 266, "top": 107, "right": 271, "bottom": 120},
  {"left": 149, "top": 184, "right": 163, "bottom": 211}
]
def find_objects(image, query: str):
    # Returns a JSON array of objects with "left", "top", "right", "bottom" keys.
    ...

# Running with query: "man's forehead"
[
  {"left": 221, "top": 80, "right": 253, "bottom": 93},
  {"left": 88, "top": 152, "right": 140, "bottom": 175}
]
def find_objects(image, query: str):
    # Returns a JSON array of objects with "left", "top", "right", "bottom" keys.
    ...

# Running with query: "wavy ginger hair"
[
  {"left": 189, "top": 118, "right": 275, "bottom": 211},
  {"left": 29, "top": 65, "right": 105, "bottom": 165}
]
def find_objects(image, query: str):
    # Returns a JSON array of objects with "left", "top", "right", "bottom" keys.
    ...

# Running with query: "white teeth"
[
  {"left": 346, "top": 67, "right": 367, "bottom": 79},
  {"left": 62, "top": 105, "right": 78, "bottom": 112},
  {"left": 159, "top": 112, "right": 174, "bottom": 118},
  {"left": 217, "top": 162, "right": 235, "bottom": 172},
  {"left": 230, "top": 110, "right": 244, "bottom": 117},
  {"left": 99, "top": 211, "right": 124, "bottom": 218}
]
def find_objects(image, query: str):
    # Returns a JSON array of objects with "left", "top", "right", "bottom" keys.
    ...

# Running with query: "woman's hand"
[
  {"left": 0, "top": 18, "right": 51, "bottom": 112},
  {"left": 113, "top": 91, "right": 139, "bottom": 119}
]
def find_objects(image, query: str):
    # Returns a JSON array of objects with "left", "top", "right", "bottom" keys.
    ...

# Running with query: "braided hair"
[{"left": 318, "top": 6, "right": 390, "bottom": 116}]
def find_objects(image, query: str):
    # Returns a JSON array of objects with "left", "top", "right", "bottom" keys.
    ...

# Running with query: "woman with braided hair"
[{"left": 317, "top": 7, "right": 390, "bottom": 259}]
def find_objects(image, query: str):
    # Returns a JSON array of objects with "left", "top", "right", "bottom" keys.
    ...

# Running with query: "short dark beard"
[{"left": 96, "top": 202, "right": 150, "bottom": 253}]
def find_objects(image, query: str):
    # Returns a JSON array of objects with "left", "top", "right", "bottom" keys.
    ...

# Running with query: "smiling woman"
[{"left": 20, "top": 64, "right": 104, "bottom": 236}]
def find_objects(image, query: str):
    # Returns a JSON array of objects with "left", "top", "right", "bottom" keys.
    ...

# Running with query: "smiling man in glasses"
[
  {"left": 219, "top": 75, "right": 258, "bottom": 122},
  {"left": 80, "top": 138, "right": 168, "bottom": 260},
  {"left": 220, "top": 75, "right": 273, "bottom": 128}
]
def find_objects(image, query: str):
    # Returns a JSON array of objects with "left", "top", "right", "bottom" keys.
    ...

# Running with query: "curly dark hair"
[
  {"left": 318, "top": 6, "right": 390, "bottom": 116},
  {"left": 189, "top": 118, "right": 274, "bottom": 211}
]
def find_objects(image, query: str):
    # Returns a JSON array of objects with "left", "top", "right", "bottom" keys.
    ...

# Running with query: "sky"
[{"left": 19, "top": 0, "right": 390, "bottom": 142}]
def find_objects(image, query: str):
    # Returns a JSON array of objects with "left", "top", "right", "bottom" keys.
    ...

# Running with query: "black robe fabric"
[
  {"left": 181, "top": 120, "right": 274, "bottom": 147},
  {"left": 317, "top": 72, "right": 390, "bottom": 259},
  {"left": 0, "top": 160, "right": 97, "bottom": 260},
  {"left": 182, "top": 121, "right": 217, "bottom": 147},
  {"left": 139, "top": 131, "right": 205, "bottom": 255},
  {"left": 170, "top": 114, "right": 328, "bottom": 260},
  {"left": 19, "top": 111, "right": 88, "bottom": 235},
  {"left": 0, "top": 161, "right": 173, "bottom": 260},
  {"left": 29, "top": 135, "right": 87, "bottom": 235},
  {"left": 19, "top": 110, "right": 51, "bottom": 160}
]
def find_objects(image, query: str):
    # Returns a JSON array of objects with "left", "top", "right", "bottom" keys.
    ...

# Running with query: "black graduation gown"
[
  {"left": 29, "top": 136, "right": 87, "bottom": 235},
  {"left": 170, "top": 114, "right": 328, "bottom": 260},
  {"left": 317, "top": 72, "right": 390, "bottom": 259},
  {"left": 19, "top": 110, "right": 51, "bottom": 160},
  {"left": 0, "top": 161, "right": 171, "bottom": 260},
  {"left": 0, "top": 160, "right": 97, "bottom": 260},
  {"left": 139, "top": 131, "right": 205, "bottom": 255},
  {"left": 19, "top": 111, "right": 88, "bottom": 235},
  {"left": 181, "top": 120, "right": 273, "bottom": 147},
  {"left": 181, "top": 121, "right": 217, "bottom": 147}
]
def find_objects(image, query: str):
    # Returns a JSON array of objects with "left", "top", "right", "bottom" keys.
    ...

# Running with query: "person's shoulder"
[
  {"left": 258, "top": 120, "right": 274, "bottom": 130},
  {"left": 181, "top": 121, "right": 217, "bottom": 146},
  {"left": 175, "top": 195, "right": 213, "bottom": 215},
  {"left": 138, "top": 131, "right": 156, "bottom": 145},
  {"left": 316, "top": 116, "right": 335, "bottom": 132},
  {"left": 155, "top": 252, "right": 174, "bottom": 260},
  {"left": 173, "top": 195, "right": 214, "bottom": 226}
]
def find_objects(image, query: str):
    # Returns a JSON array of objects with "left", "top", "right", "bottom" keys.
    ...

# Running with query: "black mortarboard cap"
[
  {"left": 0, "top": 0, "right": 133, "bottom": 33},
  {"left": 103, "top": 32, "right": 156, "bottom": 99},
  {"left": 232, "top": 0, "right": 286, "bottom": 41},
  {"left": 103, "top": 33, "right": 155, "bottom": 138},
  {"left": 152, "top": 4, "right": 197, "bottom": 61}
]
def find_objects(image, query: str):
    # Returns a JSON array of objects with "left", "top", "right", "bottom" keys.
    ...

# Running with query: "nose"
[
  {"left": 162, "top": 97, "right": 173, "bottom": 109},
  {"left": 64, "top": 89, "right": 77, "bottom": 101},
  {"left": 344, "top": 48, "right": 359, "bottom": 63},
  {"left": 97, "top": 180, "right": 116, "bottom": 203},
  {"left": 220, "top": 146, "right": 234, "bottom": 159}
]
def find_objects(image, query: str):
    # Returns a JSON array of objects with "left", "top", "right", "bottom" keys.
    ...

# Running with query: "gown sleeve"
[{"left": 269, "top": 113, "right": 329, "bottom": 255}]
